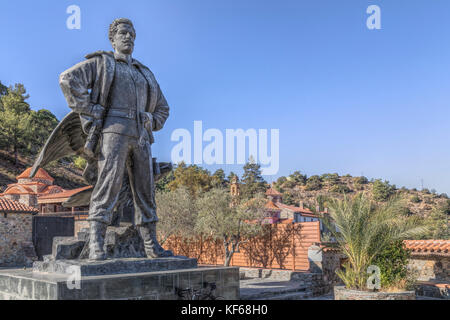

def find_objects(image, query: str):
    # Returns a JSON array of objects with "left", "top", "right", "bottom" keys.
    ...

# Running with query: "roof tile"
[
  {"left": 0, "top": 198, "right": 38, "bottom": 214},
  {"left": 404, "top": 240, "right": 450, "bottom": 256},
  {"left": 38, "top": 186, "right": 92, "bottom": 200},
  {"left": 265, "top": 186, "right": 282, "bottom": 196},
  {"left": 16, "top": 167, "right": 54, "bottom": 181}
]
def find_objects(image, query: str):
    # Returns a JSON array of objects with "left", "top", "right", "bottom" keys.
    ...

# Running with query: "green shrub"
[
  {"left": 73, "top": 156, "right": 87, "bottom": 170},
  {"left": 305, "top": 175, "right": 322, "bottom": 191},
  {"left": 321, "top": 173, "right": 339, "bottom": 186},
  {"left": 372, "top": 179, "right": 396, "bottom": 202},
  {"left": 330, "top": 184, "right": 351, "bottom": 194},
  {"left": 282, "top": 192, "right": 296, "bottom": 205},
  {"left": 289, "top": 171, "right": 307, "bottom": 185},
  {"left": 399, "top": 206, "right": 413, "bottom": 216},
  {"left": 283, "top": 180, "right": 297, "bottom": 189},
  {"left": 410, "top": 195, "right": 421, "bottom": 203},
  {"left": 422, "top": 206, "right": 450, "bottom": 240},
  {"left": 354, "top": 176, "right": 369, "bottom": 185},
  {"left": 372, "top": 241, "right": 412, "bottom": 290}
]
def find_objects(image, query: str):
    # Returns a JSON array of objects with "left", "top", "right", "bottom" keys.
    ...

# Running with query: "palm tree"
[{"left": 320, "top": 193, "right": 427, "bottom": 290}]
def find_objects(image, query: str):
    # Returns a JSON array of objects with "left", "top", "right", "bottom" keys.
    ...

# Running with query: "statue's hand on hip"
[
  {"left": 89, "top": 104, "right": 106, "bottom": 120},
  {"left": 141, "top": 112, "right": 153, "bottom": 132}
]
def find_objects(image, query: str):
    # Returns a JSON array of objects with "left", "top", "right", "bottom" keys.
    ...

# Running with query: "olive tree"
[
  {"left": 155, "top": 187, "right": 197, "bottom": 245},
  {"left": 195, "top": 188, "right": 267, "bottom": 266}
]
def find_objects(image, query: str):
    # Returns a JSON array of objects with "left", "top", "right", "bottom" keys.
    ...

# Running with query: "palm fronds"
[{"left": 319, "top": 193, "right": 428, "bottom": 290}]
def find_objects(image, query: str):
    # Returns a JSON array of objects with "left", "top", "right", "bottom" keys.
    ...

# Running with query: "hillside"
[
  {"left": 0, "top": 150, "right": 86, "bottom": 192},
  {"left": 1, "top": 148, "right": 448, "bottom": 221},
  {"left": 273, "top": 173, "right": 450, "bottom": 218}
]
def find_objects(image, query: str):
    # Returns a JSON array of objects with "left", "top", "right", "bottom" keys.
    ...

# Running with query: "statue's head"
[{"left": 109, "top": 18, "right": 136, "bottom": 55}]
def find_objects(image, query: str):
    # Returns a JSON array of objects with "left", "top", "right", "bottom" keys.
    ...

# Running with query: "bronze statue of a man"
[{"left": 33, "top": 18, "right": 173, "bottom": 260}]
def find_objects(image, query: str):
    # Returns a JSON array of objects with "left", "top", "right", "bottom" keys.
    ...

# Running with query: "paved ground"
[
  {"left": 240, "top": 277, "right": 328, "bottom": 300},
  {"left": 240, "top": 278, "right": 308, "bottom": 299}
]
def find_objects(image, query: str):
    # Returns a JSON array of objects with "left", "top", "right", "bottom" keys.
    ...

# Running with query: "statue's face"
[{"left": 112, "top": 23, "right": 135, "bottom": 55}]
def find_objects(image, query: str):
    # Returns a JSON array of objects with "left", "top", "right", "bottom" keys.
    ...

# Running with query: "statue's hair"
[{"left": 109, "top": 18, "right": 136, "bottom": 43}]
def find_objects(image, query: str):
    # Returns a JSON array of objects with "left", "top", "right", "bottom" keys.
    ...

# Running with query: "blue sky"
[{"left": 1, "top": 0, "right": 450, "bottom": 193}]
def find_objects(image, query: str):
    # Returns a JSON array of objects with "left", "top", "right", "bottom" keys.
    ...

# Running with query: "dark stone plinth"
[
  {"left": 33, "top": 256, "right": 197, "bottom": 276},
  {"left": 52, "top": 237, "right": 85, "bottom": 260},
  {"left": 50, "top": 225, "right": 147, "bottom": 261},
  {"left": 0, "top": 266, "right": 240, "bottom": 300}
]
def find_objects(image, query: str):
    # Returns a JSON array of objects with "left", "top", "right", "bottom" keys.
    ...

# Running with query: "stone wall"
[
  {"left": 408, "top": 255, "right": 449, "bottom": 299},
  {"left": 408, "top": 256, "right": 450, "bottom": 282},
  {"left": 308, "top": 245, "right": 345, "bottom": 293},
  {"left": 321, "top": 249, "right": 345, "bottom": 290},
  {"left": 0, "top": 213, "right": 37, "bottom": 267}
]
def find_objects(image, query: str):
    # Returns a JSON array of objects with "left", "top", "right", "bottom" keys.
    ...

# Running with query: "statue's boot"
[
  {"left": 138, "top": 222, "right": 173, "bottom": 258},
  {"left": 89, "top": 221, "right": 107, "bottom": 260}
]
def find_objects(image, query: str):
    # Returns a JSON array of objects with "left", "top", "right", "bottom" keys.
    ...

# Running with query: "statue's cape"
[
  {"left": 31, "top": 111, "right": 95, "bottom": 207},
  {"left": 31, "top": 111, "right": 87, "bottom": 177}
]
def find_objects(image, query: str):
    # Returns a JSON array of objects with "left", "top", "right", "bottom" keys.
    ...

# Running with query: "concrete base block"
[{"left": 0, "top": 266, "right": 240, "bottom": 300}]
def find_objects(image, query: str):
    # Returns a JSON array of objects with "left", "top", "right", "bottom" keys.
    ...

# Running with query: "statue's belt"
[{"left": 107, "top": 108, "right": 137, "bottom": 119}]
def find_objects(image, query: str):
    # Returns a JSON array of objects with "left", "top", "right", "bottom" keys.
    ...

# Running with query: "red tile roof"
[
  {"left": 38, "top": 185, "right": 65, "bottom": 195},
  {"left": 265, "top": 200, "right": 281, "bottom": 211},
  {"left": 2, "top": 183, "right": 64, "bottom": 196},
  {"left": 16, "top": 167, "right": 54, "bottom": 181},
  {"left": 314, "top": 242, "right": 341, "bottom": 253},
  {"left": 0, "top": 198, "right": 38, "bottom": 214},
  {"left": 263, "top": 199, "right": 320, "bottom": 219},
  {"left": 266, "top": 186, "right": 282, "bottom": 196},
  {"left": 276, "top": 203, "right": 315, "bottom": 215},
  {"left": 38, "top": 186, "right": 92, "bottom": 200},
  {"left": 404, "top": 240, "right": 450, "bottom": 257},
  {"left": 3, "top": 185, "right": 35, "bottom": 195}
]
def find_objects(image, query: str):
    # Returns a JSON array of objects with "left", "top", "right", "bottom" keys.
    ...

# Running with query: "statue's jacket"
[
  {"left": 31, "top": 51, "right": 170, "bottom": 192},
  {"left": 59, "top": 50, "right": 169, "bottom": 142}
]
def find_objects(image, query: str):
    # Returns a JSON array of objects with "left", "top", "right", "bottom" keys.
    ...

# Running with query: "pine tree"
[
  {"left": 0, "top": 84, "right": 32, "bottom": 164},
  {"left": 227, "top": 171, "right": 237, "bottom": 182},
  {"left": 0, "top": 81, "right": 7, "bottom": 107},
  {"left": 27, "top": 109, "right": 59, "bottom": 154},
  {"left": 240, "top": 156, "right": 267, "bottom": 200},
  {"left": 212, "top": 169, "right": 227, "bottom": 188}
]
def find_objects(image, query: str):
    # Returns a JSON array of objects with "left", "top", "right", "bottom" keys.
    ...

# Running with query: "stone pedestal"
[
  {"left": 0, "top": 264, "right": 240, "bottom": 300},
  {"left": 0, "top": 224, "right": 240, "bottom": 300}
]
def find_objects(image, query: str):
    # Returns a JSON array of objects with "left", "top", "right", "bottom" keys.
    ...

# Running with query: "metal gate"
[{"left": 32, "top": 216, "right": 75, "bottom": 259}]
